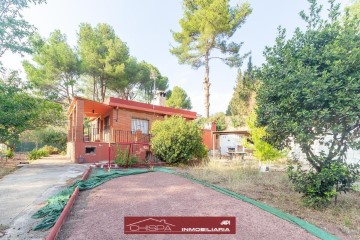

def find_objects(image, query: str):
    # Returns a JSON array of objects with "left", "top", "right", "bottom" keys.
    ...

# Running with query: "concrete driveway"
[{"left": 0, "top": 155, "right": 87, "bottom": 240}]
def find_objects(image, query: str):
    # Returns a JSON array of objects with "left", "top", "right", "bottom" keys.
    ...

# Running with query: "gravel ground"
[{"left": 58, "top": 172, "right": 319, "bottom": 240}]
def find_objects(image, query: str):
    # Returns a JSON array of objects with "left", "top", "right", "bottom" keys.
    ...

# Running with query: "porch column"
[
  {"left": 67, "top": 113, "right": 73, "bottom": 142},
  {"left": 74, "top": 99, "right": 85, "bottom": 142}
]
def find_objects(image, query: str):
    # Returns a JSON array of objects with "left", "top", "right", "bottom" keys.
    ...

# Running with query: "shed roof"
[{"left": 212, "top": 130, "right": 250, "bottom": 136}]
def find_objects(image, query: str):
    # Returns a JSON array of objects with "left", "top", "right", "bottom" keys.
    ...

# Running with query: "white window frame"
[{"left": 131, "top": 118, "right": 149, "bottom": 134}]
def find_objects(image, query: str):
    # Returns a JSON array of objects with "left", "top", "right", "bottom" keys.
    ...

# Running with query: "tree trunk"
[
  {"left": 93, "top": 75, "right": 96, "bottom": 101},
  {"left": 203, "top": 53, "right": 210, "bottom": 118},
  {"left": 65, "top": 82, "right": 71, "bottom": 105}
]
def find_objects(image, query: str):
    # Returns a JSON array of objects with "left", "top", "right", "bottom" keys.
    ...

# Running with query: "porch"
[{"left": 82, "top": 128, "right": 151, "bottom": 144}]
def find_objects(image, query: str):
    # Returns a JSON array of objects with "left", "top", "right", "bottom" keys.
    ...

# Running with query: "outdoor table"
[{"left": 227, "top": 151, "right": 246, "bottom": 160}]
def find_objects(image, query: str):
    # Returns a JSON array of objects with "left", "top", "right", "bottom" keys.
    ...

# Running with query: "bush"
[
  {"left": 28, "top": 148, "right": 50, "bottom": 160},
  {"left": 5, "top": 149, "right": 14, "bottom": 159},
  {"left": 151, "top": 116, "right": 207, "bottom": 164},
  {"left": 28, "top": 150, "right": 39, "bottom": 160},
  {"left": 114, "top": 147, "right": 137, "bottom": 167},
  {"left": 287, "top": 161, "right": 360, "bottom": 209},
  {"left": 40, "top": 145, "right": 59, "bottom": 154}
]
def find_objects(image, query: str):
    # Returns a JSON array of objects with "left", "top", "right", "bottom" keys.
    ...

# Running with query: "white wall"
[
  {"left": 219, "top": 134, "right": 242, "bottom": 156},
  {"left": 289, "top": 136, "right": 360, "bottom": 164}
]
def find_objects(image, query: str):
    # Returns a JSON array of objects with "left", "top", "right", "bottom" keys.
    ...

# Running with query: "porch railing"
[
  {"left": 83, "top": 127, "right": 100, "bottom": 142},
  {"left": 83, "top": 127, "right": 150, "bottom": 144},
  {"left": 113, "top": 130, "right": 150, "bottom": 143}
]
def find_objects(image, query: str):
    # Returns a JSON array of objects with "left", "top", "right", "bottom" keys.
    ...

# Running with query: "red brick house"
[{"left": 67, "top": 96, "right": 197, "bottom": 164}]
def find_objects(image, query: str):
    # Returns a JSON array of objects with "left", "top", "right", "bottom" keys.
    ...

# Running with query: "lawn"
[{"left": 183, "top": 159, "right": 360, "bottom": 240}]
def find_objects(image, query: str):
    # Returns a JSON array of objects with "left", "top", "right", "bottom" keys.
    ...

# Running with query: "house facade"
[{"left": 67, "top": 96, "right": 197, "bottom": 164}]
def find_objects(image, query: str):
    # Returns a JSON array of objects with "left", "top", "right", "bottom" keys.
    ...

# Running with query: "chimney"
[{"left": 157, "top": 91, "right": 166, "bottom": 106}]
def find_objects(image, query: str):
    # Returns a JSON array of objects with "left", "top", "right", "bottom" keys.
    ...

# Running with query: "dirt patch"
[
  {"left": 58, "top": 171, "right": 319, "bottom": 240},
  {"left": 185, "top": 160, "right": 360, "bottom": 240},
  {"left": 0, "top": 153, "right": 28, "bottom": 179},
  {"left": 0, "top": 224, "right": 9, "bottom": 238}
]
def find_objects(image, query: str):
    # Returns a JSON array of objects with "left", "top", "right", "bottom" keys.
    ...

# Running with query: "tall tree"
[
  {"left": 170, "top": 0, "right": 252, "bottom": 117},
  {"left": 0, "top": 0, "right": 46, "bottom": 72},
  {"left": 0, "top": 0, "right": 45, "bottom": 60},
  {"left": 108, "top": 57, "right": 150, "bottom": 100},
  {"left": 0, "top": 71, "right": 63, "bottom": 149},
  {"left": 166, "top": 86, "right": 192, "bottom": 110},
  {"left": 78, "top": 23, "right": 129, "bottom": 102},
  {"left": 22, "top": 30, "right": 81, "bottom": 104},
  {"left": 257, "top": 0, "right": 360, "bottom": 207},
  {"left": 138, "top": 63, "right": 169, "bottom": 103},
  {"left": 257, "top": 0, "right": 359, "bottom": 169},
  {"left": 347, "top": 0, "right": 360, "bottom": 18},
  {"left": 227, "top": 56, "right": 256, "bottom": 117}
]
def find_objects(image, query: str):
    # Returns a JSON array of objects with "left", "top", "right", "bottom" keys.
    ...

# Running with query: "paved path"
[
  {"left": 0, "top": 155, "right": 87, "bottom": 240},
  {"left": 58, "top": 172, "right": 319, "bottom": 240}
]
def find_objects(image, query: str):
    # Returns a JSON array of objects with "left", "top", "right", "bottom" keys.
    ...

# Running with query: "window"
[
  {"left": 104, "top": 116, "right": 110, "bottom": 130},
  {"left": 131, "top": 118, "right": 149, "bottom": 134},
  {"left": 85, "top": 147, "right": 96, "bottom": 154}
]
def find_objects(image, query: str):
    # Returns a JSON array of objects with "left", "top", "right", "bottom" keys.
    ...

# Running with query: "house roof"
[
  {"left": 104, "top": 97, "right": 197, "bottom": 119},
  {"left": 68, "top": 96, "right": 197, "bottom": 119}
]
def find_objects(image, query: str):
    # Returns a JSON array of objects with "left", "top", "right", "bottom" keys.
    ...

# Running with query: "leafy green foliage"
[
  {"left": 227, "top": 57, "right": 257, "bottom": 118},
  {"left": 23, "top": 30, "right": 81, "bottom": 104},
  {"left": 244, "top": 112, "right": 285, "bottom": 163},
  {"left": 0, "top": 71, "right": 63, "bottom": 149},
  {"left": 230, "top": 115, "right": 245, "bottom": 128},
  {"left": 40, "top": 145, "right": 60, "bottom": 154},
  {"left": 210, "top": 112, "right": 227, "bottom": 131},
  {"left": 108, "top": 57, "right": 146, "bottom": 100},
  {"left": 137, "top": 63, "right": 169, "bottom": 103},
  {"left": 36, "top": 129, "right": 67, "bottom": 151},
  {"left": 0, "top": 0, "right": 46, "bottom": 62},
  {"left": 256, "top": 0, "right": 360, "bottom": 170},
  {"left": 347, "top": 0, "right": 360, "bottom": 19},
  {"left": 197, "top": 112, "right": 227, "bottom": 131},
  {"left": 20, "top": 128, "right": 67, "bottom": 151},
  {"left": 257, "top": 0, "right": 360, "bottom": 207},
  {"left": 114, "top": 147, "right": 137, "bottom": 167},
  {"left": 166, "top": 86, "right": 192, "bottom": 110},
  {"left": 151, "top": 116, "right": 207, "bottom": 164},
  {"left": 288, "top": 161, "right": 360, "bottom": 208},
  {"left": 78, "top": 23, "right": 129, "bottom": 102},
  {"left": 170, "top": 0, "right": 252, "bottom": 117},
  {"left": 107, "top": 59, "right": 169, "bottom": 102},
  {"left": 28, "top": 147, "right": 50, "bottom": 160},
  {"left": 5, "top": 149, "right": 14, "bottom": 159}
]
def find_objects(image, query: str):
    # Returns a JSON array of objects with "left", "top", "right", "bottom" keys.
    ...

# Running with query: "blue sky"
[{"left": 4, "top": 0, "right": 351, "bottom": 116}]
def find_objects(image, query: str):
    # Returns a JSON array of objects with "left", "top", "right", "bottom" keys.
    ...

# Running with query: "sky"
[{"left": 3, "top": 0, "right": 352, "bottom": 116}]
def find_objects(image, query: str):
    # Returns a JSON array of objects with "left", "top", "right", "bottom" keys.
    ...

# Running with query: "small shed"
[{"left": 211, "top": 130, "right": 250, "bottom": 158}]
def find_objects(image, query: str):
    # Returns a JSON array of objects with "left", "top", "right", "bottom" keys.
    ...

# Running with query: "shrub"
[
  {"left": 28, "top": 148, "right": 50, "bottom": 160},
  {"left": 287, "top": 161, "right": 360, "bottom": 209},
  {"left": 5, "top": 149, "right": 14, "bottom": 159},
  {"left": 28, "top": 150, "right": 39, "bottom": 160},
  {"left": 114, "top": 147, "right": 137, "bottom": 167},
  {"left": 40, "top": 145, "right": 59, "bottom": 154},
  {"left": 151, "top": 116, "right": 207, "bottom": 164}
]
